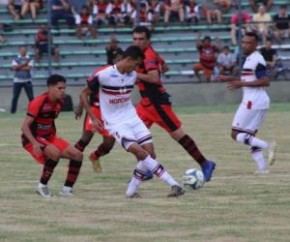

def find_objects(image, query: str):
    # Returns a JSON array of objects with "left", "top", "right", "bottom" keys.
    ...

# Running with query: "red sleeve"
[
  {"left": 144, "top": 49, "right": 159, "bottom": 72},
  {"left": 27, "top": 95, "right": 46, "bottom": 118}
]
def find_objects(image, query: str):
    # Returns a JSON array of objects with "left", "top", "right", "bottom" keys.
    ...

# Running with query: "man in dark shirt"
[
  {"left": 105, "top": 35, "right": 123, "bottom": 65},
  {"left": 260, "top": 39, "right": 277, "bottom": 77},
  {"left": 273, "top": 5, "right": 290, "bottom": 43}
]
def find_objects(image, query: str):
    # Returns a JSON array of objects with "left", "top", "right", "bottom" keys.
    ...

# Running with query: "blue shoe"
[{"left": 201, "top": 160, "right": 216, "bottom": 182}]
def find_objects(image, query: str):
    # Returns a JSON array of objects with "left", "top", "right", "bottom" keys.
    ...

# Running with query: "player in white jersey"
[
  {"left": 80, "top": 45, "right": 185, "bottom": 198},
  {"left": 218, "top": 32, "right": 276, "bottom": 174}
]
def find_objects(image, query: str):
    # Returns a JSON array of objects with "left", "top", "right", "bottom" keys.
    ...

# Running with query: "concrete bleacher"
[{"left": 0, "top": 1, "right": 290, "bottom": 86}]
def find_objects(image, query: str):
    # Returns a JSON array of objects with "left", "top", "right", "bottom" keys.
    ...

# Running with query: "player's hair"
[
  {"left": 132, "top": 26, "right": 151, "bottom": 40},
  {"left": 47, "top": 74, "right": 67, "bottom": 86},
  {"left": 245, "top": 32, "right": 259, "bottom": 42},
  {"left": 123, "top": 45, "right": 144, "bottom": 60}
]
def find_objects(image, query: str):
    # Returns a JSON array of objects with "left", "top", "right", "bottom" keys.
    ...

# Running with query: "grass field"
[{"left": 1, "top": 103, "right": 290, "bottom": 242}]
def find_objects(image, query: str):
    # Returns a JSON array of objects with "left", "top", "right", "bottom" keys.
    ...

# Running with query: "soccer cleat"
[
  {"left": 36, "top": 185, "right": 52, "bottom": 198},
  {"left": 126, "top": 192, "right": 142, "bottom": 198},
  {"left": 254, "top": 169, "right": 269, "bottom": 175},
  {"left": 167, "top": 185, "right": 185, "bottom": 197},
  {"left": 59, "top": 187, "right": 74, "bottom": 197},
  {"left": 201, "top": 160, "right": 216, "bottom": 182},
  {"left": 268, "top": 141, "right": 277, "bottom": 166},
  {"left": 89, "top": 152, "right": 102, "bottom": 173}
]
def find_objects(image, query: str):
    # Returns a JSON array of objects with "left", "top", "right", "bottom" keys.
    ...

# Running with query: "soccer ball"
[{"left": 182, "top": 168, "right": 205, "bottom": 190}]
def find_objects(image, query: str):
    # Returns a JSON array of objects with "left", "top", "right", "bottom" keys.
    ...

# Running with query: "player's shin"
[
  {"left": 64, "top": 159, "right": 82, "bottom": 187},
  {"left": 40, "top": 158, "right": 58, "bottom": 185}
]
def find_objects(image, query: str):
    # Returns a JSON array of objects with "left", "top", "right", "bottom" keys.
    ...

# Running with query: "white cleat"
[
  {"left": 254, "top": 170, "right": 269, "bottom": 175},
  {"left": 36, "top": 184, "right": 53, "bottom": 198},
  {"left": 59, "top": 187, "right": 74, "bottom": 197},
  {"left": 268, "top": 141, "right": 277, "bottom": 166}
]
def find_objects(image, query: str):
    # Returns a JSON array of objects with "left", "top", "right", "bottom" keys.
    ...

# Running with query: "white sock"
[
  {"left": 142, "top": 155, "right": 179, "bottom": 187},
  {"left": 251, "top": 150, "right": 268, "bottom": 171},
  {"left": 236, "top": 133, "right": 269, "bottom": 149},
  {"left": 38, "top": 182, "right": 47, "bottom": 188},
  {"left": 126, "top": 161, "right": 146, "bottom": 197}
]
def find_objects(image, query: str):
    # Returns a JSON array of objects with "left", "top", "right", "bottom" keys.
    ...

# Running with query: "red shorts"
[
  {"left": 24, "top": 136, "right": 70, "bottom": 164},
  {"left": 84, "top": 106, "right": 110, "bottom": 137},
  {"left": 136, "top": 102, "right": 182, "bottom": 133}
]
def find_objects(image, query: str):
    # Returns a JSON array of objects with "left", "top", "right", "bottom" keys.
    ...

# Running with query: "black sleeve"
[{"left": 87, "top": 75, "right": 100, "bottom": 92}]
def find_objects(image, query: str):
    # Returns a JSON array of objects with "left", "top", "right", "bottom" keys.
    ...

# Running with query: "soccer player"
[
  {"left": 132, "top": 26, "right": 216, "bottom": 182},
  {"left": 217, "top": 32, "right": 276, "bottom": 174},
  {"left": 21, "top": 74, "right": 83, "bottom": 198},
  {"left": 80, "top": 45, "right": 185, "bottom": 198}
]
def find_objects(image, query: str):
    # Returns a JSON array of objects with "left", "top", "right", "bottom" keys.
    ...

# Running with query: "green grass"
[{"left": 1, "top": 103, "right": 290, "bottom": 242}]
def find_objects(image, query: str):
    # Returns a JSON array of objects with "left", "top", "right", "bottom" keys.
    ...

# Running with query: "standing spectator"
[
  {"left": 217, "top": 45, "right": 237, "bottom": 76},
  {"left": 193, "top": 35, "right": 219, "bottom": 82},
  {"left": 164, "top": 0, "right": 185, "bottom": 25},
  {"left": 253, "top": 5, "right": 271, "bottom": 45},
  {"left": 249, "top": 0, "right": 272, "bottom": 12},
  {"left": 75, "top": 5, "right": 96, "bottom": 39},
  {"left": 7, "top": 0, "right": 22, "bottom": 20},
  {"left": 230, "top": 11, "right": 252, "bottom": 46},
  {"left": 185, "top": 0, "right": 199, "bottom": 24},
  {"left": 51, "top": 0, "right": 75, "bottom": 28},
  {"left": 201, "top": 0, "right": 222, "bottom": 24},
  {"left": 273, "top": 5, "right": 290, "bottom": 44},
  {"left": 92, "top": 0, "right": 109, "bottom": 26},
  {"left": 21, "top": 0, "right": 43, "bottom": 20},
  {"left": 260, "top": 38, "right": 277, "bottom": 75},
  {"left": 11, "top": 46, "right": 34, "bottom": 114},
  {"left": 105, "top": 35, "right": 123, "bottom": 65},
  {"left": 34, "top": 25, "right": 60, "bottom": 63}
]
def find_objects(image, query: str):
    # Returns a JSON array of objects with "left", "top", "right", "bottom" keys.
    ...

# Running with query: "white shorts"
[
  {"left": 106, "top": 117, "right": 152, "bottom": 150},
  {"left": 232, "top": 104, "right": 267, "bottom": 134}
]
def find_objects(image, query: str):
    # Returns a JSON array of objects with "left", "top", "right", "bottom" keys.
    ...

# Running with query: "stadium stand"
[{"left": 0, "top": 0, "right": 289, "bottom": 86}]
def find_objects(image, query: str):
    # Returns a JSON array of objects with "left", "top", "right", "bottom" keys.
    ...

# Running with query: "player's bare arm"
[
  {"left": 137, "top": 69, "right": 160, "bottom": 84},
  {"left": 80, "top": 86, "right": 103, "bottom": 131},
  {"left": 74, "top": 99, "right": 84, "bottom": 120},
  {"left": 227, "top": 76, "right": 269, "bottom": 90},
  {"left": 21, "top": 115, "right": 43, "bottom": 156}
]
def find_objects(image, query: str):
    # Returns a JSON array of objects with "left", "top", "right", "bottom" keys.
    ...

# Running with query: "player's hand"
[
  {"left": 92, "top": 118, "right": 104, "bottom": 132},
  {"left": 32, "top": 142, "right": 43, "bottom": 157},
  {"left": 74, "top": 106, "right": 83, "bottom": 120},
  {"left": 217, "top": 75, "right": 231, "bottom": 82},
  {"left": 227, "top": 80, "right": 243, "bottom": 90}
]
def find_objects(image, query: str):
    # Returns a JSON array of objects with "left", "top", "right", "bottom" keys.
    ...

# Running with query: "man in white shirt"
[
  {"left": 218, "top": 32, "right": 276, "bottom": 174},
  {"left": 80, "top": 45, "right": 185, "bottom": 198}
]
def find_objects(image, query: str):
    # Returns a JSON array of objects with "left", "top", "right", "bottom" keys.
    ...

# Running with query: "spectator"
[
  {"left": 193, "top": 35, "right": 219, "bottom": 82},
  {"left": 260, "top": 38, "right": 277, "bottom": 75},
  {"left": 21, "top": 0, "right": 43, "bottom": 20},
  {"left": 213, "top": 0, "right": 232, "bottom": 12},
  {"left": 75, "top": 5, "right": 96, "bottom": 39},
  {"left": 51, "top": 0, "right": 75, "bottom": 28},
  {"left": 164, "top": 0, "right": 185, "bottom": 25},
  {"left": 34, "top": 25, "right": 60, "bottom": 63},
  {"left": 148, "top": 0, "right": 162, "bottom": 25},
  {"left": 0, "top": 24, "right": 7, "bottom": 43},
  {"left": 273, "top": 5, "right": 290, "bottom": 44},
  {"left": 253, "top": 4, "right": 271, "bottom": 45},
  {"left": 201, "top": 0, "right": 222, "bottom": 24},
  {"left": 230, "top": 11, "right": 252, "bottom": 46},
  {"left": 121, "top": 0, "right": 135, "bottom": 25},
  {"left": 131, "top": 1, "right": 153, "bottom": 29},
  {"left": 185, "top": 0, "right": 199, "bottom": 24},
  {"left": 217, "top": 45, "right": 238, "bottom": 76},
  {"left": 105, "top": 35, "right": 123, "bottom": 65},
  {"left": 106, "top": 0, "right": 123, "bottom": 26},
  {"left": 249, "top": 0, "right": 272, "bottom": 12},
  {"left": 7, "top": 0, "right": 22, "bottom": 20},
  {"left": 11, "top": 46, "right": 34, "bottom": 114},
  {"left": 92, "top": 0, "right": 109, "bottom": 26}
]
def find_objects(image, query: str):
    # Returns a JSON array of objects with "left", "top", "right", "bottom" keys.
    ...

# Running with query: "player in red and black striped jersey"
[
  {"left": 132, "top": 26, "right": 216, "bottom": 182},
  {"left": 74, "top": 65, "right": 115, "bottom": 173},
  {"left": 21, "top": 74, "right": 83, "bottom": 197}
]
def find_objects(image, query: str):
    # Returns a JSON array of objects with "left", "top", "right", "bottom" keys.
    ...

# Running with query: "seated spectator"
[
  {"left": 92, "top": 0, "right": 109, "bottom": 26},
  {"left": 260, "top": 38, "right": 277, "bottom": 75},
  {"left": 273, "top": 5, "right": 290, "bottom": 44},
  {"left": 105, "top": 35, "right": 123, "bottom": 65},
  {"left": 0, "top": 23, "right": 7, "bottom": 43},
  {"left": 21, "top": 0, "right": 43, "bottom": 20},
  {"left": 230, "top": 11, "right": 252, "bottom": 46},
  {"left": 34, "top": 25, "right": 60, "bottom": 62},
  {"left": 164, "top": 0, "right": 185, "bottom": 25},
  {"left": 253, "top": 4, "right": 271, "bottom": 45},
  {"left": 7, "top": 0, "right": 22, "bottom": 20},
  {"left": 201, "top": 0, "right": 222, "bottom": 24},
  {"left": 249, "top": 0, "right": 272, "bottom": 12},
  {"left": 213, "top": 0, "right": 232, "bottom": 13},
  {"left": 106, "top": 0, "right": 123, "bottom": 26},
  {"left": 131, "top": 1, "right": 153, "bottom": 29},
  {"left": 148, "top": 0, "right": 162, "bottom": 25},
  {"left": 185, "top": 0, "right": 199, "bottom": 24},
  {"left": 121, "top": 0, "right": 135, "bottom": 25},
  {"left": 75, "top": 5, "right": 96, "bottom": 39},
  {"left": 51, "top": 0, "right": 75, "bottom": 28},
  {"left": 193, "top": 35, "right": 219, "bottom": 82},
  {"left": 217, "top": 45, "right": 237, "bottom": 76}
]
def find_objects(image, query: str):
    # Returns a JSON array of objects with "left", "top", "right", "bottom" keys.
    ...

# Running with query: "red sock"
[{"left": 64, "top": 160, "right": 82, "bottom": 187}]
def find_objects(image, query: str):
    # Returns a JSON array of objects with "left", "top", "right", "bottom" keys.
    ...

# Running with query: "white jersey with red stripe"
[
  {"left": 97, "top": 65, "right": 137, "bottom": 125},
  {"left": 240, "top": 51, "right": 270, "bottom": 110}
]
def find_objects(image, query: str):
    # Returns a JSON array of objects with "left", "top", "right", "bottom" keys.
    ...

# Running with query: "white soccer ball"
[{"left": 182, "top": 168, "right": 205, "bottom": 190}]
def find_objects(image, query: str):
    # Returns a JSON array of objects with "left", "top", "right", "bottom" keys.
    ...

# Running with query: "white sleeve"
[
  {"left": 88, "top": 15, "right": 93, "bottom": 24},
  {"left": 75, "top": 15, "right": 81, "bottom": 24},
  {"left": 12, "top": 59, "right": 18, "bottom": 66},
  {"left": 106, "top": 4, "right": 112, "bottom": 14}
]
